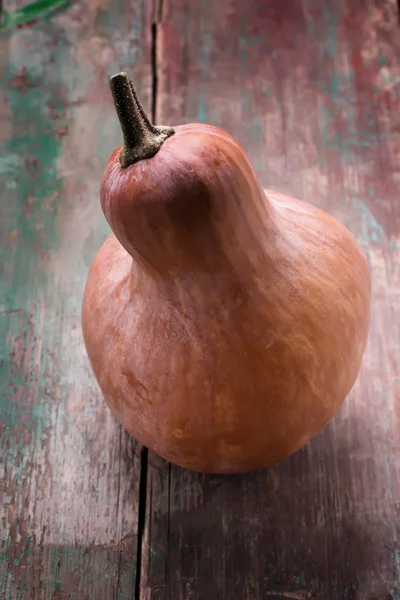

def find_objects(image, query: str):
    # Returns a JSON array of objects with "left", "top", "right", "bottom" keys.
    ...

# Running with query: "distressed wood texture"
[
  {"left": 1, "top": 1, "right": 400, "bottom": 600},
  {"left": 140, "top": 1, "right": 400, "bottom": 599},
  {"left": 0, "top": 1, "right": 154, "bottom": 598}
]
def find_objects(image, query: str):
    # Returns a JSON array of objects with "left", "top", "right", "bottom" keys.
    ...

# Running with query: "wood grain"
[
  {"left": 1, "top": 1, "right": 399, "bottom": 599},
  {"left": 139, "top": 1, "right": 400, "bottom": 598},
  {"left": 0, "top": 1, "right": 153, "bottom": 598}
]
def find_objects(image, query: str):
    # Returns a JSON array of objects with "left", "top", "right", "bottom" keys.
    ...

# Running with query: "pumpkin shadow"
[{"left": 146, "top": 409, "right": 397, "bottom": 600}]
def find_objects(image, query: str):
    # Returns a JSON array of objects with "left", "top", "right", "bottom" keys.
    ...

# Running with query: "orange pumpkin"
[{"left": 82, "top": 72, "right": 370, "bottom": 473}]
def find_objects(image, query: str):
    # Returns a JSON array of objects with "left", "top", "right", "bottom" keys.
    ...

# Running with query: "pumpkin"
[{"left": 82, "top": 73, "right": 370, "bottom": 473}]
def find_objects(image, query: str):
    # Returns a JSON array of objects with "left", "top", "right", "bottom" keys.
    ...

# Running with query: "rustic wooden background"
[{"left": 0, "top": 1, "right": 399, "bottom": 598}]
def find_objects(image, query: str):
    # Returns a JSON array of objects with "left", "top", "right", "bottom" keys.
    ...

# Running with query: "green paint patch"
[
  {"left": 0, "top": 23, "right": 71, "bottom": 599},
  {"left": 200, "top": 32, "right": 214, "bottom": 79},
  {"left": 0, "top": 79, "right": 65, "bottom": 309},
  {"left": 355, "top": 198, "right": 394, "bottom": 248},
  {"left": 197, "top": 90, "right": 207, "bottom": 123}
]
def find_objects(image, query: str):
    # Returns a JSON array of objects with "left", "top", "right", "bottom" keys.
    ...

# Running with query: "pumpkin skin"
[{"left": 82, "top": 120, "right": 370, "bottom": 474}]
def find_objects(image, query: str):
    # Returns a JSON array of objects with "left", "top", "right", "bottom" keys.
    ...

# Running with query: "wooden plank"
[
  {"left": 139, "top": 1, "right": 400, "bottom": 599},
  {"left": 0, "top": 1, "right": 153, "bottom": 598}
]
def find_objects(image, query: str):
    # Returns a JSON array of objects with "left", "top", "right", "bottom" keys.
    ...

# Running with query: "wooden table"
[{"left": 0, "top": 1, "right": 399, "bottom": 598}]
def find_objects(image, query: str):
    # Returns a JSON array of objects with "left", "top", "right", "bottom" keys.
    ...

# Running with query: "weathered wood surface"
[
  {"left": 140, "top": 1, "right": 400, "bottom": 599},
  {"left": 1, "top": 1, "right": 399, "bottom": 599},
  {"left": 0, "top": 1, "right": 153, "bottom": 598}
]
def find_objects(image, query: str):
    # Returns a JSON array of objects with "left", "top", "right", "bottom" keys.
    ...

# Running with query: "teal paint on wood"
[{"left": 0, "top": 1, "right": 154, "bottom": 598}]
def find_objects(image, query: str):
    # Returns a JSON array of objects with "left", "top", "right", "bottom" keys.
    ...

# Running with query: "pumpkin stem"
[{"left": 109, "top": 72, "right": 174, "bottom": 168}]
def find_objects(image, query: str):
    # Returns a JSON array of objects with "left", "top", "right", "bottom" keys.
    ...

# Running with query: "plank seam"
[
  {"left": 165, "top": 463, "right": 171, "bottom": 589},
  {"left": 115, "top": 426, "right": 123, "bottom": 600},
  {"left": 135, "top": 3, "right": 162, "bottom": 597},
  {"left": 151, "top": 21, "right": 158, "bottom": 122},
  {"left": 134, "top": 446, "right": 149, "bottom": 600}
]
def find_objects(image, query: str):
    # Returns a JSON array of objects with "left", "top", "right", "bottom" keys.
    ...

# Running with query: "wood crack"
[
  {"left": 151, "top": 0, "right": 164, "bottom": 122},
  {"left": 114, "top": 426, "right": 123, "bottom": 600},
  {"left": 134, "top": 445, "right": 149, "bottom": 599}
]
